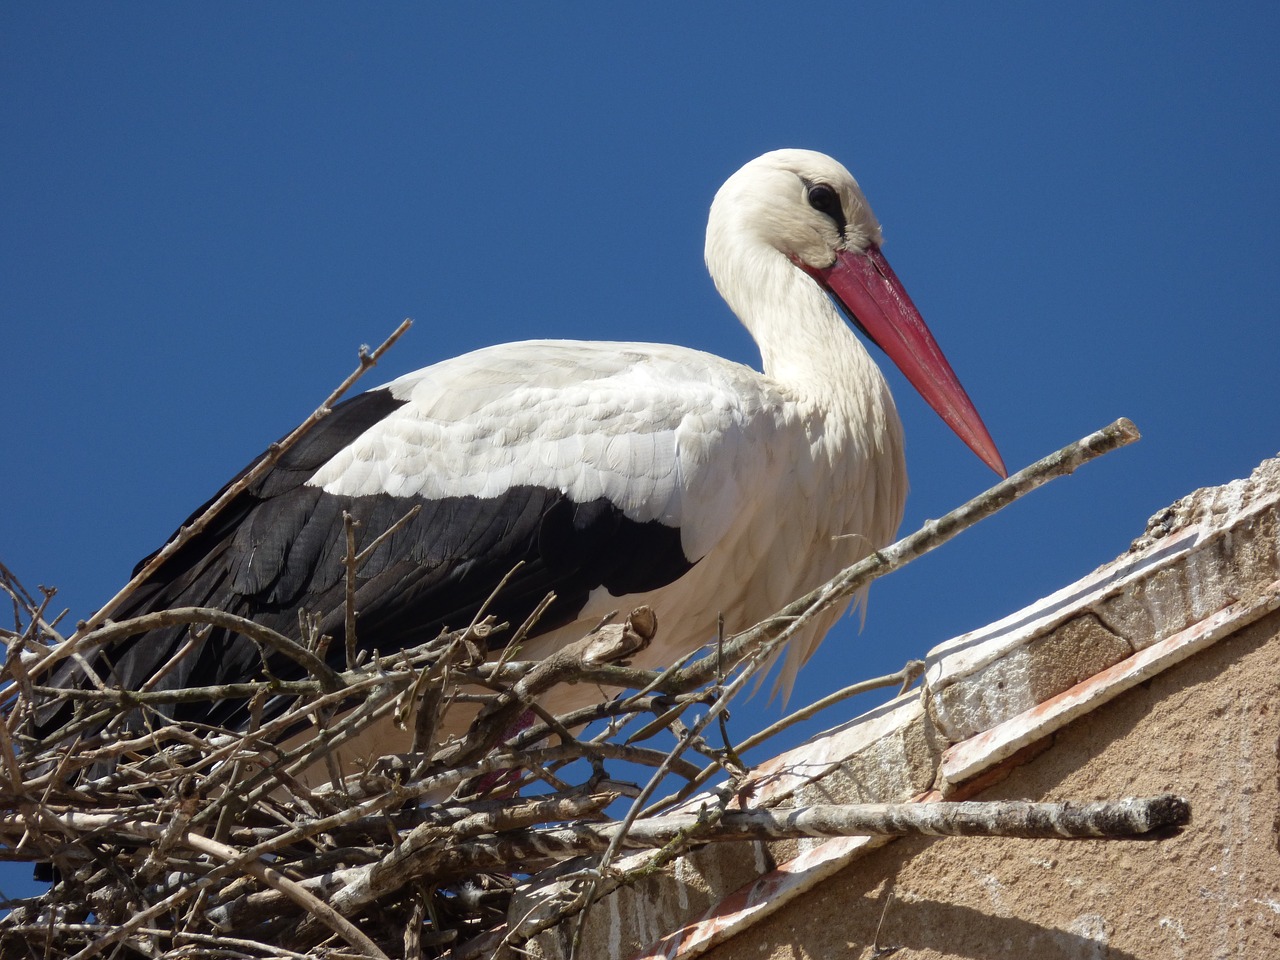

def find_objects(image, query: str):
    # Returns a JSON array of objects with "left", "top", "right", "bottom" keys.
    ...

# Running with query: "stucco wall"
[{"left": 702, "top": 607, "right": 1280, "bottom": 960}]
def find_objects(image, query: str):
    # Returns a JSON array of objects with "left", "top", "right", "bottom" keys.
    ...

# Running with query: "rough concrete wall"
[{"left": 701, "top": 610, "right": 1280, "bottom": 960}]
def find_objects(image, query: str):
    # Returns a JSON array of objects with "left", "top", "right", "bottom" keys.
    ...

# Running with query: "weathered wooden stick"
[
  {"left": 409, "top": 794, "right": 1190, "bottom": 876},
  {"left": 23, "top": 318, "right": 414, "bottom": 684},
  {"left": 190, "top": 793, "right": 1191, "bottom": 933}
]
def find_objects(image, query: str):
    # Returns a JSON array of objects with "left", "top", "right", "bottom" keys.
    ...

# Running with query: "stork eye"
[
  {"left": 806, "top": 183, "right": 846, "bottom": 235},
  {"left": 807, "top": 184, "right": 841, "bottom": 219}
]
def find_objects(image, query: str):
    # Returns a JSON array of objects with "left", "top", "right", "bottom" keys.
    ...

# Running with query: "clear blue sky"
[{"left": 3, "top": 3, "right": 1278, "bottom": 899}]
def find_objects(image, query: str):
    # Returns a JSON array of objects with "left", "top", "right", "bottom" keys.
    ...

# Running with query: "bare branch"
[
  {"left": 669, "top": 418, "right": 1143, "bottom": 691},
  {"left": 24, "top": 318, "right": 413, "bottom": 684}
]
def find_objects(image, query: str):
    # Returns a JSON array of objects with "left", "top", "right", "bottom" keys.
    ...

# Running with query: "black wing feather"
[{"left": 37, "top": 386, "right": 694, "bottom": 736}]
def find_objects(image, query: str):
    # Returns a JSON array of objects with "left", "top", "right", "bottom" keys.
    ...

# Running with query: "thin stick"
[
  {"left": 189, "top": 794, "right": 1188, "bottom": 886},
  {"left": 342, "top": 501, "right": 424, "bottom": 671},
  {"left": 343, "top": 512, "right": 361, "bottom": 670},
  {"left": 736, "top": 660, "right": 925, "bottom": 756},
  {"left": 355, "top": 504, "right": 422, "bottom": 565},
  {"left": 53, "top": 818, "right": 391, "bottom": 960},
  {"left": 643, "top": 661, "right": 926, "bottom": 817},
  {"left": 668, "top": 418, "right": 1143, "bottom": 692},
  {"left": 183, "top": 830, "right": 389, "bottom": 960},
  {"left": 311, "top": 793, "right": 617, "bottom": 934},
  {"left": 27, "top": 318, "right": 413, "bottom": 682},
  {"left": 44, "top": 607, "right": 342, "bottom": 693}
]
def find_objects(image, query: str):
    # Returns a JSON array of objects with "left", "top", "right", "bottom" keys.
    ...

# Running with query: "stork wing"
[{"left": 40, "top": 340, "right": 771, "bottom": 731}]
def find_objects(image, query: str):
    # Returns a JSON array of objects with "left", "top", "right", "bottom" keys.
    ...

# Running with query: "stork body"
[{"left": 37, "top": 150, "right": 1002, "bottom": 765}]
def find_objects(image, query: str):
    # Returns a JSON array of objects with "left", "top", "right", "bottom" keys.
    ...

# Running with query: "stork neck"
[{"left": 715, "top": 243, "right": 876, "bottom": 393}]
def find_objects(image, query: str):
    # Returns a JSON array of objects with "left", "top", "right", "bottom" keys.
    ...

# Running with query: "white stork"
[{"left": 37, "top": 149, "right": 1003, "bottom": 770}]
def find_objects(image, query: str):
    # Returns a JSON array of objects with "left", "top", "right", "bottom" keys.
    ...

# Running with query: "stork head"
[{"left": 706, "top": 149, "right": 1005, "bottom": 477}]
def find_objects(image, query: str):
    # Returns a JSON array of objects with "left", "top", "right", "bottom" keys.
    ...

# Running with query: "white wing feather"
[{"left": 307, "top": 340, "right": 783, "bottom": 563}]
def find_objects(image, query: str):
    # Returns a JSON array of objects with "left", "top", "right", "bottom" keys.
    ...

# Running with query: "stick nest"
[{"left": 0, "top": 562, "right": 828, "bottom": 960}]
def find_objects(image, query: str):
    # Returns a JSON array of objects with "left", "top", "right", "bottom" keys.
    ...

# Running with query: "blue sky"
[{"left": 3, "top": 3, "right": 1278, "bottom": 899}]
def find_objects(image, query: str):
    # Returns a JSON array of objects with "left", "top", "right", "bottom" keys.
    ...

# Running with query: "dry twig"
[{"left": 24, "top": 319, "right": 414, "bottom": 686}]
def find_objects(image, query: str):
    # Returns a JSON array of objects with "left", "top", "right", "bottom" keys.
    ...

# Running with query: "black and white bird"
[{"left": 37, "top": 149, "right": 1003, "bottom": 771}]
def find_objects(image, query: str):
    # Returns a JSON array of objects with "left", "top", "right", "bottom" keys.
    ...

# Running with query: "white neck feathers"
[{"left": 705, "top": 214, "right": 880, "bottom": 402}]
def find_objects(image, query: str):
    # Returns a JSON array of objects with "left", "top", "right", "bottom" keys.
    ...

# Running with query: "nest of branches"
[{"left": 1, "top": 552, "right": 915, "bottom": 960}]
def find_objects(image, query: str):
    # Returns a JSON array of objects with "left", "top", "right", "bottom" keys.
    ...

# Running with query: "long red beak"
[{"left": 804, "top": 246, "right": 1006, "bottom": 477}]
